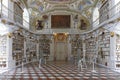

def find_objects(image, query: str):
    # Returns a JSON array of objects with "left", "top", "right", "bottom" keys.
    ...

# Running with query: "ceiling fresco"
[
  {"left": 45, "top": 0, "right": 76, "bottom": 3},
  {"left": 25, "top": 0, "right": 98, "bottom": 13},
  {"left": 21, "top": 0, "right": 99, "bottom": 29},
  {"left": 48, "top": 0, "right": 69, "bottom": 2}
]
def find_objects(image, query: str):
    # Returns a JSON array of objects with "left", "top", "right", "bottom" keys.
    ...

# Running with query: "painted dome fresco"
[{"left": 20, "top": 0, "right": 99, "bottom": 29}]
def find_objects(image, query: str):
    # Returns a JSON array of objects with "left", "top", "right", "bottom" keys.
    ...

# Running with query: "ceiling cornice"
[{"left": 40, "top": 8, "right": 82, "bottom": 15}]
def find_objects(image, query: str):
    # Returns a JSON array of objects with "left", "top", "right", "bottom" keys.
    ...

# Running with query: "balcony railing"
[
  {"left": 0, "top": 4, "right": 29, "bottom": 30},
  {"left": 93, "top": 1, "right": 120, "bottom": 28}
]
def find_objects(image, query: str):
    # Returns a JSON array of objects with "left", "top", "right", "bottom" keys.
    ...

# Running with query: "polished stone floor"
[{"left": 0, "top": 61, "right": 120, "bottom": 80}]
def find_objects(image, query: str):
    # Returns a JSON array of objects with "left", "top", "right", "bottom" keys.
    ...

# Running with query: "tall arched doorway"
[{"left": 53, "top": 33, "right": 68, "bottom": 61}]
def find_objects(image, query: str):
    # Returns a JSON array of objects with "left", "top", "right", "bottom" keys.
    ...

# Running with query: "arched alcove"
[
  {"left": 23, "top": 8, "right": 29, "bottom": 29},
  {"left": 115, "top": 0, "right": 120, "bottom": 4},
  {"left": 93, "top": 7, "right": 99, "bottom": 27}
]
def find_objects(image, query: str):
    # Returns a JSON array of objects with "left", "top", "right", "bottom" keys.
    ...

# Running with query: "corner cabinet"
[
  {"left": 109, "top": 34, "right": 120, "bottom": 71},
  {"left": 0, "top": 35, "right": 7, "bottom": 69},
  {"left": 12, "top": 33, "right": 24, "bottom": 66},
  {"left": 98, "top": 31, "right": 110, "bottom": 66},
  {"left": 26, "top": 39, "right": 37, "bottom": 63},
  {"left": 114, "top": 35, "right": 120, "bottom": 70},
  {"left": 0, "top": 35, "right": 16, "bottom": 70}
]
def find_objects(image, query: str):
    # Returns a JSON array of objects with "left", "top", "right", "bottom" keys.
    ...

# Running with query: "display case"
[
  {"left": 71, "top": 39, "right": 78, "bottom": 56},
  {"left": 0, "top": 35, "right": 7, "bottom": 68},
  {"left": 115, "top": 35, "right": 120, "bottom": 69},
  {"left": 40, "top": 42, "right": 50, "bottom": 56},
  {"left": 12, "top": 32, "right": 24, "bottom": 66},
  {"left": 77, "top": 39, "right": 83, "bottom": 59},
  {"left": 98, "top": 31, "right": 110, "bottom": 66},
  {"left": 85, "top": 33, "right": 96, "bottom": 62},
  {"left": 39, "top": 35, "right": 50, "bottom": 60},
  {"left": 26, "top": 39, "right": 37, "bottom": 62},
  {"left": 83, "top": 29, "right": 111, "bottom": 67}
]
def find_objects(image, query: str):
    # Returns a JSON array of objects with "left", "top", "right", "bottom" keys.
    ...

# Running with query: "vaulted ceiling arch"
[{"left": 20, "top": 0, "right": 99, "bottom": 30}]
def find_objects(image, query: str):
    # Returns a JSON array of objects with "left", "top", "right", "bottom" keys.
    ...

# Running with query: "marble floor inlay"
[{"left": 0, "top": 61, "right": 120, "bottom": 80}]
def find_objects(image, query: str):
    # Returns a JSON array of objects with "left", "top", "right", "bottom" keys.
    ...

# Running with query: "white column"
[
  {"left": 36, "top": 42, "right": 39, "bottom": 60},
  {"left": 68, "top": 35, "right": 71, "bottom": 61},
  {"left": 7, "top": 35, "right": 15, "bottom": 69},
  {"left": 110, "top": 34, "right": 116, "bottom": 69},
  {"left": 65, "top": 38, "right": 68, "bottom": 61},
  {"left": 49, "top": 39, "right": 54, "bottom": 61},
  {"left": 24, "top": 39, "right": 27, "bottom": 59},
  {"left": 71, "top": 15, "right": 74, "bottom": 29},
  {"left": 49, "top": 15, "right": 51, "bottom": 29},
  {"left": 82, "top": 36, "right": 87, "bottom": 69},
  {"left": 82, "top": 36, "right": 86, "bottom": 62},
  {"left": 95, "top": 33, "right": 99, "bottom": 61}
]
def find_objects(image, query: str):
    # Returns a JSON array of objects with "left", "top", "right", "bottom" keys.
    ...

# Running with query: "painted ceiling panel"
[
  {"left": 48, "top": 0, "right": 69, "bottom": 1},
  {"left": 22, "top": 0, "right": 99, "bottom": 28},
  {"left": 45, "top": 0, "right": 75, "bottom": 3}
]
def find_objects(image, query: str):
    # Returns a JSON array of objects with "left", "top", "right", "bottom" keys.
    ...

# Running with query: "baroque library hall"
[{"left": 1, "top": 0, "right": 120, "bottom": 80}]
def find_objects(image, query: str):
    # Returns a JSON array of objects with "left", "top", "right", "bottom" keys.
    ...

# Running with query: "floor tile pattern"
[{"left": 0, "top": 61, "right": 120, "bottom": 80}]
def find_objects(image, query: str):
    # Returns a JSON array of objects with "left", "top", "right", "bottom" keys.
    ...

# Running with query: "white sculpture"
[{"left": 78, "top": 58, "right": 83, "bottom": 72}]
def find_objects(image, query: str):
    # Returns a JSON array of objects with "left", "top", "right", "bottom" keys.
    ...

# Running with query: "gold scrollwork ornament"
[
  {"left": 110, "top": 32, "right": 114, "bottom": 37},
  {"left": 7, "top": 33, "right": 13, "bottom": 38}
]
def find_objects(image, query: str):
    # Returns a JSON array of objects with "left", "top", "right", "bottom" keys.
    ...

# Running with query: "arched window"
[
  {"left": 23, "top": 8, "right": 29, "bottom": 29},
  {"left": 114, "top": 0, "right": 120, "bottom": 18},
  {"left": 115, "top": 0, "right": 120, "bottom": 5},
  {"left": 93, "top": 7, "right": 99, "bottom": 27},
  {"left": 2, "top": 0, "right": 8, "bottom": 17},
  {"left": 0, "top": 0, "right": 2, "bottom": 13}
]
